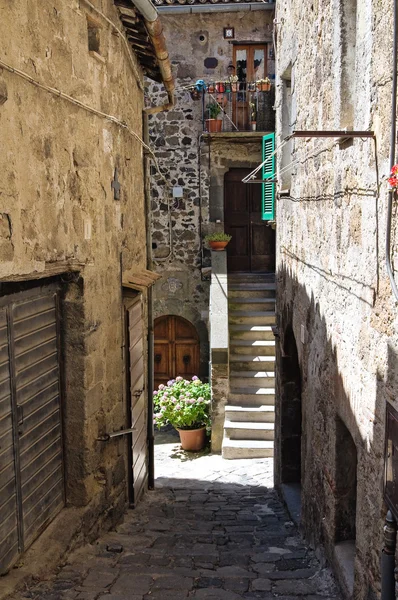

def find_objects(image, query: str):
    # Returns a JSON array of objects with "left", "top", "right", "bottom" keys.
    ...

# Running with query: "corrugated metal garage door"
[{"left": 0, "top": 288, "right": 64, "bottom": 574}]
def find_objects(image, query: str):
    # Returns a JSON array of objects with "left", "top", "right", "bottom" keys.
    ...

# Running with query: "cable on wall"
[{"left": 0, "top": 57, "right": 168, "bottom": 182}]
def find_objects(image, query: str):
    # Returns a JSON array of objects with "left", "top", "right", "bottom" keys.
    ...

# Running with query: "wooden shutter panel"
[{"left": 262, "top": 133, "right": 276, "bottom": 220}]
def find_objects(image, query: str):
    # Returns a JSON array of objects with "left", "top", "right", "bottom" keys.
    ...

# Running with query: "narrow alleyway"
[{"left": 13, "top": 438, "right": 340, "bottom": 600}]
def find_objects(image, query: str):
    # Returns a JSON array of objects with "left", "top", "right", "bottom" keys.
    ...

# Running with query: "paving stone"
[
  {"left": 111, "top": 574, "right": 153, "bottom": 595},
  {"left": 193, "top": 588, "right": 243, "bottom": 599},
  {"left": 251, "top": 578, "right": 272, "bottom": 591},
  {"left": 15, "top": 449, "right": 341, "bottom": 600},
  {"left": 273, "top": 579, "right": 320, "bottom": 594},
  {"left": 151, "top": 575, "right": 193, "bottom": 590}
]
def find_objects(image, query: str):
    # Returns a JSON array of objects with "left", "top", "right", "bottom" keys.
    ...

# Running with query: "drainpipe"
[
  {"left": 131, "top": 0, "right": 175, "bottom": 114},
  {"left": 386, "top": 0, "right": 398, "bottom": 301},
  {"left": 381, "top": 510, "right": 397, "bottom": 600},
  {"left": 143, "top": 111, "right": 155, "bottom": 489}
]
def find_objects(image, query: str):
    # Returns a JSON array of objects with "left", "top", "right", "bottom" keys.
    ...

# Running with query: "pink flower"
[
  {"left": 175, "top": 404, "right": 182, "bottom": 410},
  {"left": 159, "top": 384, "right": 165, "bottom": 390},
  {"left": 176, "top": 376, "right": 183, "bottom": 382}
]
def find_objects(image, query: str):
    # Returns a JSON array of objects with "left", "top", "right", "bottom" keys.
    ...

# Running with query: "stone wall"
[
  {"left": 0, "top": 0, "right": 151, "bottom": 584},
  {"left": 275, "top": 0, "right": 397, "bottom": 596},
  {"left": 149, "top": 9, "right": 274, "bottom": 379}
]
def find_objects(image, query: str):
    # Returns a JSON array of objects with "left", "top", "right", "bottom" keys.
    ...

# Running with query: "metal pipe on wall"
[
  {"left": 386, "top": 0, "right": 398, "bottom": 301},
  {"left": 381, "top": 510, "right": 397, "bottom": 600},
  {"left": 131, "top": 0, "right": 175, "bottom": 114},
  {"left": 143, "top": 112, "right": 155, "bottom": 489}
]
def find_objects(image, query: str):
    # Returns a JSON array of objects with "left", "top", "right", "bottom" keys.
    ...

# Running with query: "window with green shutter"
[{"left": 262, "top": 133, "right": 275, "bottom": 220}]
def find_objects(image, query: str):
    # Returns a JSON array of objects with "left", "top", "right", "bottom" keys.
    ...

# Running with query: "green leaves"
[{"left": 153, "top": 376, "right": 211, "bottom": 431}]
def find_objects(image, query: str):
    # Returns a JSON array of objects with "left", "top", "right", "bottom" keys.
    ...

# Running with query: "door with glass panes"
[{"left": 233, "top": 45, "right": 267, "bottom": 130}]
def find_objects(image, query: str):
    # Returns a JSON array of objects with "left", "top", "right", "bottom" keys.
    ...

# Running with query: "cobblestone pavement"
[{"left": 14, "top": 438, "right": 341, "bottom": 600}]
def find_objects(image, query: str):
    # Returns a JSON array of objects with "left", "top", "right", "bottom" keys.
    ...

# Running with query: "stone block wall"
[
  {"left": 0, "top": 0, "right": 149, "bottom": 576},
  {"left": 274, "top": 0, "right": 398, "bottom": 596}
]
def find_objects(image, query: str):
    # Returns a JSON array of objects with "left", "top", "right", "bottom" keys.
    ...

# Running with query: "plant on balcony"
[
  {"left": 250, "top": 101, "right": 257, "bottom": 130},
  {"left": 256, "top": 77, "right": 271, "bottom": 91},
  {"left": 388, "top": 164, "right": 398, "bottom": 188},
  {"left": 206, "top": 101, "right": 222, "bottom": 133},
  {"left": 229, "top": 74, "right": 239, "bottom": 92},
  {"left": 216, "top": 81, "right": 225, "bottom": 93},
  {"left": 225, "top": 80, "right": 232, "bottom": 93},
  {"left": 208, "top": 81, "right": 215, "bottom": 93},
  {"left": 204, "top": 232, "right": 232, "bottom": 251},
  {"left": 153, "top": 376, "right": 211, "bottom": 451}
]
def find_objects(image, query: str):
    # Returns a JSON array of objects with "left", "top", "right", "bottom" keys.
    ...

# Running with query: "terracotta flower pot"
[
  {"left": 205, "top": 119, "right": 222, "bottom": 133},
  {"left": 177, "top": 427, "right": 207, "bottom": 451},
  {"left": 257, "top": 82, "right": 271, "bottom": 92},
  {"left": 209, "top": 241, "right": 229, "bottom": 251}
]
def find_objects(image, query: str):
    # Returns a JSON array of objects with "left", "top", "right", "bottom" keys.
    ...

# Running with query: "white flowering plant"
[{"left": 153, "top": 376, "right": 211, "bottom": 431}]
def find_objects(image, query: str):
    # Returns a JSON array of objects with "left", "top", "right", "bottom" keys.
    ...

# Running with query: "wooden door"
[
  {"left": 233, "top": 44, "right": 267, "bottom": 130},
  {"left": 224, "top": 169, "right": 275, "bottom": 272},
  {"left": 125, "top": 296, "right": 147, "bottom": 507},
  {"left": 154, "top": 316, "right": 199, "bottom": 389}
]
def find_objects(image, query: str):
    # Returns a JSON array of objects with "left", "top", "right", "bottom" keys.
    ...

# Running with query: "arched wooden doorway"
[{"left": 154, "top": 316, "right": 200, "bottom": 389}]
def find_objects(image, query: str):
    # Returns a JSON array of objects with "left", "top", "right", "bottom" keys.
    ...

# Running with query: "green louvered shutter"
[{"left": 262, "top": 133, "right": 275, "bottom": 220}]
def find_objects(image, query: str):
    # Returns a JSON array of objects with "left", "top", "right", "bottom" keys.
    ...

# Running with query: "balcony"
[{"left": 201, "top": 82, "right": 275, "bottom": 133}]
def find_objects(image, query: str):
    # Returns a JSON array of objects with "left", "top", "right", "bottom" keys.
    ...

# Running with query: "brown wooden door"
[
  {"left": 224, "top": 168, "right": 275, "bottom": 272},
  {"left": 125, "top": 295, "right": 147, "bottom": 507},
  {"left": 233, "top": 44, "right": 267, "bottom": 130},
  {"left": 154, "top": 316, "right": 199, "bottom": 389}
]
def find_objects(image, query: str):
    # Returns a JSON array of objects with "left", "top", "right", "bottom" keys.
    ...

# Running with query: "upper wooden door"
[
  {"left": 224, "top": 169, "right": 275, "bottom": 272},
  {"left": 233, "top": 44, "right": 267, "bottom": 130},
  {"left": 154, "top": 316, "right": 199, "bottom": 389}
]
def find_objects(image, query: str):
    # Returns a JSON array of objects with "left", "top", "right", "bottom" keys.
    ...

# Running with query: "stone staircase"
[{"left": 222, "top": 273, "right": 276, "bottom": 459}]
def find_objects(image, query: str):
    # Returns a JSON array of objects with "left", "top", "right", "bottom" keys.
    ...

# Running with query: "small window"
[{"left": 87, "top": 19, "right": 100, "bottom": 54}]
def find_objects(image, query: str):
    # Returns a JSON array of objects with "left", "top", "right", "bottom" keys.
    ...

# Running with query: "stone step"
[
  {"left": 224, "top": 420, "right": 275, "bottom": 441},
  {"left": 229, "top": 288, "right": 276, "bottom": 299},
  {"left": 229, "top": 299, "right": 276, "bottom": 312},
  {"left": 229, "top": 388, "right": 275, "bottom": 406},
  {"left": 229, "top": 311, "right": 276, "bottom": 325},
  {"left": 228, "top": 274, "right": 275, "bottom": 282},
  {"left": 229, "top": 355, "right": 276, "bottom": 371},
  {"left": 229, "top": 325, "right": 275, "bottom": 341},
  {"left": 225, "top": 405, "right": 275, "bottom": 422},
  {"left": 228, "top": 282, "right": 276, "bottom": 291},
  {"left": 230, "top": 371, "right": 276, "bottom": 387},
  {"left": 222, "top": 439, "right": 274, "bottom": 459},
  {"left": 230, "top": 340, "right": 276, "bottom": 355}
]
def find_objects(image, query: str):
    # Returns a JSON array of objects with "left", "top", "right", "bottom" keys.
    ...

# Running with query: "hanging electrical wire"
[{"left": 0, "top": 57, "right": 171, "bottom": 184}]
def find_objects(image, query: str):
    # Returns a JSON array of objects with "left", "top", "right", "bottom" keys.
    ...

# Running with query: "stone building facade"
[
  {"left": 274, "top": 0, "right": 398, "bottom": 597},
  {"left": 0, "top": 0, "right": 170, "bottom": 592},
  {"left": 149, "top": 4, "right": 275, "bottom": 388}
]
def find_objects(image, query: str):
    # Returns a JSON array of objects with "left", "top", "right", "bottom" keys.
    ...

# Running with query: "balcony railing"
[{"left": 201, "top": 82, "right": 275, "bottom": 133}]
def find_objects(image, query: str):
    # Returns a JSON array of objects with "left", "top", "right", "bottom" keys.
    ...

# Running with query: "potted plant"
[
  {"left": 250, "top": 101, "right": 257, "bottom": 130},
  {"left": 225, "top": 80, "right": 232, "bottom": 93},
  {"left": 216, "top": 81, "right": 225, "bottom": 93},
  {"left": 153, "top": 376, "right": 211, "bottom": 451},
  {"left": 208, "top": 81, "right": 215, "bottom": 93},
  {"left": 229, "top": 74, "right": 239, "bottom": 92},
  {"left": 204, "top": 232, "right": 232, "bottom": 251},
  {"left": 206, "top": 101, "right": 222, "bottom": 132},
  {"left": 256, "top": 77, "right": 271, "bottom": 92}
]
